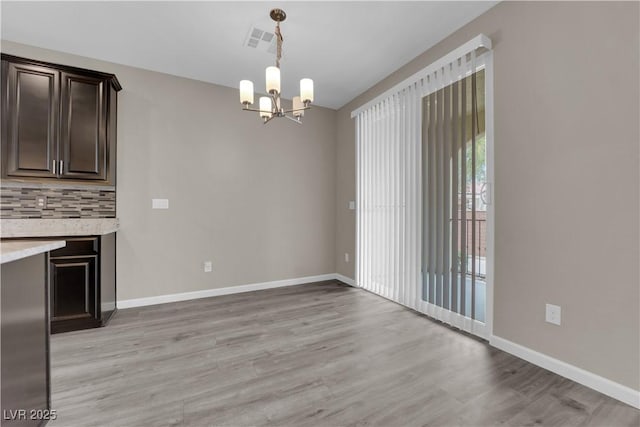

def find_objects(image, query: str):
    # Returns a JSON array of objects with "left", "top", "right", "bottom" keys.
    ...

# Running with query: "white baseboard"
[
  {"left": 118, "top": 273, "right": 337, "bottom": 309},
  {"left": 490, "top": 335, "right": 640, "bottom": 409},
  {"left": 335, "top": 273, "right": 356, "bottom": 287}
]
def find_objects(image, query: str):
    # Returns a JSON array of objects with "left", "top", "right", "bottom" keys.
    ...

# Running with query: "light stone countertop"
[
  {"left": 0, "top": 218, "right": 119, "bottom": 238},
  {"left": 0, "top": 239, "right": 66, "bottom": 264}
]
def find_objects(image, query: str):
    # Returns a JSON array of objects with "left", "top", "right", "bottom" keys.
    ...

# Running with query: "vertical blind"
[
  {"left": 356, "top": 82, "right": 423, "bottom": 310},
  {"left": 354, "top": 35, "right": 491, "bottom": 327},
  {"left": 422, "top": 63, "right": 485, "bottom": 321}
]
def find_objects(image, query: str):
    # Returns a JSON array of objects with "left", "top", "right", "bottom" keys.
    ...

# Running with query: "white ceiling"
[{"left": 1, "top": 1, "right": 497, "bottom": 109}]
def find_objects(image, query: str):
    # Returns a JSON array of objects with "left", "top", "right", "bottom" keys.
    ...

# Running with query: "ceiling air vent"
[{"left": 244, "top": 26, "right": 277, "bottom": 54}]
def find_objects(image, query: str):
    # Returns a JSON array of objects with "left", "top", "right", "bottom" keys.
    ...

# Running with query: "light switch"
[
  {"left": 349, "top": 201, "right": 356, "bottom": 210},
  {"left": 152, "top": 199, "right": 169, "bottom": 209}
]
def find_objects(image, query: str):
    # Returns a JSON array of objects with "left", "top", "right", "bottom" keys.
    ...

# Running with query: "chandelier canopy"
[{"left": 239, "top": 9, "right": 314, "bottom": 124}]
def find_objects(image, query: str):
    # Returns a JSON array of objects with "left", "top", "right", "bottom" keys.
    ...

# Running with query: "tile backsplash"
[{"left": 1, "top": 186, "right": 116, "bottom": 219}]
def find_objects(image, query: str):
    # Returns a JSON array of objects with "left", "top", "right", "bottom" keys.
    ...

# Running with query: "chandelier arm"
[
  {"left": 242, "top": 107, "right": 269, "bottom": 113},
  {"left": 284, "top": 115, "right": 303, "bottom": 124},
  {"left": 282, "top": 106, "right": 311, "bottom": 114},
  {"left": 263, "top": 115, "right": 276, "bottom": 125}
]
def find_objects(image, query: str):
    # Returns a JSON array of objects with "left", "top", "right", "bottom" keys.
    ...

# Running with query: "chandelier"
[{"left": 239, "top": 9, "right": 314, "bottom": 124}]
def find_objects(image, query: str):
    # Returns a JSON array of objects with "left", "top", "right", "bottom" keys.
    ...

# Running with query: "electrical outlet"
[
  {"left": 344, "top": 253, "right": 349, "bottom": 263},
  {"left": 204, "top": 261, "right": 213, "bottom": 272},
  {"left": 545, "top": 303, "right": 561, "bottom": 326},
  {"left": 36, "top": 195, "right": 47, "bottom": 209}
]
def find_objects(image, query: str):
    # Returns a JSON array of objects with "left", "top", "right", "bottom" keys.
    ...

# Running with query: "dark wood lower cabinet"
[
  {"left": 1, "top": 253, "right": 50, "bottom": 427},
  {"left": 49, "top": 255, "right": 100, "bottom": 332},
  {"left": 49, "top": 234, "right": 116, "bottom": 334}
]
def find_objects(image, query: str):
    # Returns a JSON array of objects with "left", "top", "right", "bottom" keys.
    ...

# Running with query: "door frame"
[{"left": 482, "top": 50, "right": 495, "bottom": 341}]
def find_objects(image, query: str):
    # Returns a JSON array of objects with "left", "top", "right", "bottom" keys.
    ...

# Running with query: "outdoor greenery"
[{"left": 466, "top": 132, "right": 486, "bottom": 184}]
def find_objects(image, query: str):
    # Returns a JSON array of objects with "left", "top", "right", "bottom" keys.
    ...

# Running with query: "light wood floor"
[{"left": 49, "top": 281, "right": 639, "bottom": 427}]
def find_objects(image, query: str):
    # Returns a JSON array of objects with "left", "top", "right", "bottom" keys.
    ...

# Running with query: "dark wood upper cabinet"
[
  {"left": 1, "top": 54, "right": 121, "bottom": 185},
  {"left": 3, "top": 61, "right": 59, "bottom": 178},
  {"left": 60, "top": 72, "right": 107, "bottom": 180}
]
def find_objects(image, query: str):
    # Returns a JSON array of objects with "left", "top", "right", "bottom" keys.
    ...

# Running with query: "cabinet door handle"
[
  {"left": 52, "top": 160, "right": 57, "bottom": 175},
  {"left": 59, "top": 160, "right": 64, "bottom": 174}
]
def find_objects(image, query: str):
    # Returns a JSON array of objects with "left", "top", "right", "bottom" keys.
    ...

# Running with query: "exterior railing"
[{"left": 452, "top": 216, "right": 487, "bottom": 278}]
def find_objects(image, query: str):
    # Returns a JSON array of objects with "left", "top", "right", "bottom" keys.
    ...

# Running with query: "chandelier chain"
[{"left": 275, "top": 22, "right": 283, "bottom": 68}]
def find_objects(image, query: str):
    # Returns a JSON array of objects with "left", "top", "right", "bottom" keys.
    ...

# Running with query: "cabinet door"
[
  {"left": 2, "top": 61, "right": 59, "bottom": 178},
  {"left": 50, "top": 256, "right": 98, "bottom": 322},
  {"left": 60, "top": 72, "right": 107, "bottom": 180}
]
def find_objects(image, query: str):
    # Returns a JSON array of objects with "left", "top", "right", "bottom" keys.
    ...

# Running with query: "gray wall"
[
  {"left": 335, "top": 1, "right": 639, "bottom": 390},
  {"left": 1, "top": 40, "right": 337, "bottom": 301}
]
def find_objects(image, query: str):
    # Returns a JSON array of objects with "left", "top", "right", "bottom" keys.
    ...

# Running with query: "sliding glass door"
[
  {"left": 421, "top": 61, "right": 491, "bottom": 338},
  {"left": 354, "top": 38, "right": 493, "bottom": 340}
]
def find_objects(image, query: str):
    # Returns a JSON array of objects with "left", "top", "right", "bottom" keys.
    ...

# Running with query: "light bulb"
[
  {"left": 259, "top": 97, "right": 272, "bottom": 118},
  {"left": 292, "top": 96, "right": 304, "bottom": 117},
  {"left": 300, "top": 78, "right": 314, "bottom": 103},
  {"left": 266, "top": 66, "right": 281, "bottom": 94},
  {"left": 239, "top": 80, "right": 254, "bottom": 105}
]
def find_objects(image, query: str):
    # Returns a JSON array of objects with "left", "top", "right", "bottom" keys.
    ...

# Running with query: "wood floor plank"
[{"left": 48, "top": 281, "right": 639, "bottom": 427}]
